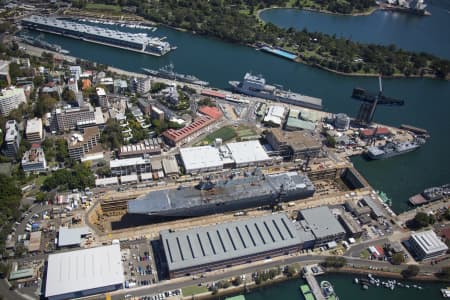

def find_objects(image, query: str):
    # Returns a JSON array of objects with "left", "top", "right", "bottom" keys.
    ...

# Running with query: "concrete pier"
[{"left": 304, "top": 272, "right": 325, "bottom": 300}]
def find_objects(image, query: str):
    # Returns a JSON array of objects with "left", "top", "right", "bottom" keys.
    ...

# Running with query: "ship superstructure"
[
  {"left": 128, "top": 170, "right": 315, "bottom": 217},
  {"left": 142, "top": 64, "right": 209, "bottom": 86},
  {"left": 21, "top": 15, "right": 174, "bottom": 56},
  {"left": 229, "top": 73, "right": 323, "bottom": 110},
  {"left": 366, "top": 139, "right": 425, "bottom": 160},
  {"left": 409, "top": 184, "right": 450, "bottom": 206}
]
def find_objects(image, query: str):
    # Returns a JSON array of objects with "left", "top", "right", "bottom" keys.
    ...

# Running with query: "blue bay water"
[
  {"left": 24, "top": 10, "right": 450, "bottom": 213},
  {"left": 260, "top": 1, "right": 450, "bottom": 59}
]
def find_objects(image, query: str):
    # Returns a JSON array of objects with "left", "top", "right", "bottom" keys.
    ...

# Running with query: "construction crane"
[{"left": 351, "top": 76, "right": 405, "bottom": 125}]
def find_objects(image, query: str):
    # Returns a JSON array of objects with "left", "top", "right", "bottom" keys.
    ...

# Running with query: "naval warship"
[
  {"left": 128, "top": 169, "right": 315, "bottom": 217},
  {"left": 366, "top": 139, "right": 425, "bottom": 160}
]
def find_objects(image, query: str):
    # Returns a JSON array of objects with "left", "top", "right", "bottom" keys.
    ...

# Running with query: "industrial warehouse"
[
  {"left": 179, "top": 140, "right": 271, "bottom": 174},
  {"left": 160, "top": 213, "right": 315, "bottom": 278},
  {"left": 45, "top": 244, "right": 124, "bottom": 300}
]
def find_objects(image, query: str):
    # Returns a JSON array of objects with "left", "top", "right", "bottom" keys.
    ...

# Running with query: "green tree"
[
  {"left": 322, "top": 257, "right": 347, "bottom": 268},
  {"left": 437, "top": 266, "right": 450, "bottom": 280},
  {"left": 101, "top": 119, "right": 124, "bottom": 150},
  {"left": 413, "top": 212, "right": 433, "bottom": 228},
  {"left": 233, "top": 276, "right": 242, "bottom": 286},
  {"left": 391, "top": 253, "right": 405, "bottom": 265},
  {"left": 62, "top": 87, "right": 77, "bottom": 105},
  {"left": 286, "top": 265, "right": 296, "bottom": 277},
  {"left": 401, "top": 265, "right": 420, "bottom": 279}
]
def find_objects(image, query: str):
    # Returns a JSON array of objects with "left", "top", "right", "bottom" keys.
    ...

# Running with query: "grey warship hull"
[{"left": 128, "top": 171, "right": 315, "bottom": 217}]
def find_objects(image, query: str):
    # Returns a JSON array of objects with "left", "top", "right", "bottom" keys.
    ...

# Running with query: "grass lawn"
[
  {"left": 85, "top": 3, "right": 121, "bottom": 12},
  {"left": 181, "top": 285, "right": 208, "bottom": 296},
  {"left": 197, "top": 126, "right": 237, "bottom": 145},
  {"left": 235, "top": 125, "right": 258, "bottom": 139},
  {"left": 360, "top": 249, "right": 370, "bottom": 259}
]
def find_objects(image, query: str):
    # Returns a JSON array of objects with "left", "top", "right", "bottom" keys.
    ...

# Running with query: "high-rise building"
[
  {"left": 52, "top": 105, "right": 96, "bottom": 132},
  {"left": 25, "top": 117, "right": 43, "bottom": 143},
  {"left": 3, "top": 120, "right": 20, "bottom": 157},
  {"left": 21, "top": 146, "right": 47, "bottom": 173},
  {"left": 67, "top": 127, "right": 102, "bottom": 161},
  {"left": 136, "top": 77, "right": 151, "bottom": 94},
  {"left": 96, "top": 87, "right": 108, "bottom": 108},
  {"left": 69, "top": 66, "right": 82, "bottom": 81},
  {"left": 0, "top": 87, "right": 26, "bottom": 116},
  {"left": 0, "top": 60, "right": 11, "bottom": 86}
]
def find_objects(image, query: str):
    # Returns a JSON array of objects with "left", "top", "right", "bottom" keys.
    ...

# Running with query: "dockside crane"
[{"left": 352, "top": 76, "right": 405, "bottom": 125}]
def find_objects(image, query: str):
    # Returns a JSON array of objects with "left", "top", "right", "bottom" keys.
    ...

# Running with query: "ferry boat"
[
  {"left": 21, "top": 15, "right": 174, "bottom": 57},
  {"left": 320, "top": 280, "right": 339, "bottom": 300}
]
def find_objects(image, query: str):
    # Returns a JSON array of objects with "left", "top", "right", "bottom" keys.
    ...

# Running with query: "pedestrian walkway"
[{"left": 304, "top": 272, "right": 325, "bottom": 300}]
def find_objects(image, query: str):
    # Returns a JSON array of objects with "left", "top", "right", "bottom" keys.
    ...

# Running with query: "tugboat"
[{"left": 320, "top": 280, "right": 339, "bottom": 300}]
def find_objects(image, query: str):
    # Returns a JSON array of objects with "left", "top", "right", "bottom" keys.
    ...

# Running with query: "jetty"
[{"left": 303, "top": 265, "right": 326, "bottom": 300}]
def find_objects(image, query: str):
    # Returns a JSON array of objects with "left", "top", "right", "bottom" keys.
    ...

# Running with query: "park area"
[
  {"left": 196, "top": 125, "right": 259, "bottom": 146},
  {"left": 181, "top": 285, "right": 208, "bottom": 296}
]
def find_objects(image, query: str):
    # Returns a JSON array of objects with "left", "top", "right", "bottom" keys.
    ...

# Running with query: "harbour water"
[
  {"left": 23, "top": 12, "right": 450, "bottom": 213},
  {"left": 218, "top": 273, "right": 447, "bottom": 300},
  {"left": 259, "top": 0, "right": 450, "bottom": 59}
]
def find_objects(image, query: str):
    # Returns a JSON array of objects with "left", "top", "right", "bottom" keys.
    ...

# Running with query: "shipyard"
[{"left": 0, "top": 3, "right": 449, "bottom": 300}]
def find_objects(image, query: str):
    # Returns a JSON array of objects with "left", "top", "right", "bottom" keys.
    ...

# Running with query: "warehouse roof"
[
  {"left": 180, "top": 146, "right": 222, "bottom": 171},
  {"left": 95, "top": 177, "right": 118, "bottom": 186},
  {"left": 28, "top": 231, "right": 42, "bottom": 252},
  {"left": 411, "top": 230, "right": 448, "bottom": 255},
  {"left": 286, "top": 118, "right": 316, "bottom": 131},
  {"left": 110, "top": 157, "right": 150, "bottom": 168},
  {"left": 161, "top": 213, "right": 313, "bottom": 272},
  {"left": 162, "top": 156, "right": 179, "bottom": 175},
  {"left": 361, "top": 196, "right": 385, "bottom": 218},
  {"left": 9, "top": 268, "right": 34, "bottom": 281},
  {"left": 299, "top": 206, "right": 345, "bottom": 239},
  {"left": 121, "top": 174, "right": 139, "bottom": 183},
  {"left": 226, "top": 140, "right": 270, "bottom": 165},
  {"left": 45, "top": 244, "right": 123, "bottom": 298},
  {"left": 58, "top": 226, "right": 90, "bottom": 247}
]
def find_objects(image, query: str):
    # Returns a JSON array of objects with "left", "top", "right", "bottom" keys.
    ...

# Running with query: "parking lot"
[{"left": 122, "top": 240, "right": 158, "bottom": 289}]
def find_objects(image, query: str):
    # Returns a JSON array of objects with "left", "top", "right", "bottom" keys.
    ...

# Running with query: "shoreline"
[
  {"left": 184, "top": 267, "right": 448, "bottom": 300},
  {"left": 56, "top": 12, "right": 448, "bottom": 81},
  {"left": 256, "top": 6, "right": 378, "bottom": 20}
]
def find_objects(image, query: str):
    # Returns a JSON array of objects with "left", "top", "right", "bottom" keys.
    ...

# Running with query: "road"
[{"left": 85, "top": 254, "right": 437, "bottom": 300}]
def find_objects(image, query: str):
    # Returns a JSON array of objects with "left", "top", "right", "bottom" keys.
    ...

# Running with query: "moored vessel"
[
  {"left": 142, "top": 64, "right": 209, "bottom": 86},
  {"left": 229, "top": 72, "right": 322, "bottom": 110},
  {"left": 366, "top": 138, "right": 425, "bottom": 160},
  {"left": 409, "top": 184, "right": 450, "bottom": 206},
  {"left": 320, "top": 280, "right": 339, "bottom": 300},
  {"left": 21, "top": 15, "right": 174, "bottom": 57}
]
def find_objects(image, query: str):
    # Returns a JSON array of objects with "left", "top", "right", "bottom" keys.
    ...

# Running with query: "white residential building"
[
  {"left": 136, "top": 77, "right": 151, "bottom": 94},
  {"left": 21, "top": 146, "right": 47, "bottom": 173},
  {"left": 69, "top": 66, "right": 82, "bottom": 81},
  {"left": 25, "top": 118, "right": 43, "bottom": 143},
  {"left": 3, "top": 120, "right": 21, "bottom": 157},
  {"left": 0, "top": 87, "right": 26, "bottom": 116}
]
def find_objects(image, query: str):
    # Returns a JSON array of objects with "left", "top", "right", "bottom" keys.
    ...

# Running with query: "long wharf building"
[
  {"left": 160, "top": 213, "right": 315, "bottom": 278},
  {"left": 21, "top": 16, "right": 173, "bottom": 56}
]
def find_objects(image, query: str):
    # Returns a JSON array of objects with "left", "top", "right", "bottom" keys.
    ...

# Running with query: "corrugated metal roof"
[
  {"left": 45, "top": 245, "right": 123, "bottom": 298},
  {"left": 58, "top": 226, "right": 90, "bottom": 247},
  {"left": 161, "top": 213, "right": 314, "bottom": 272},
  {"left": 299, "top": 206, "right": 345, "bottom": 239}
]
